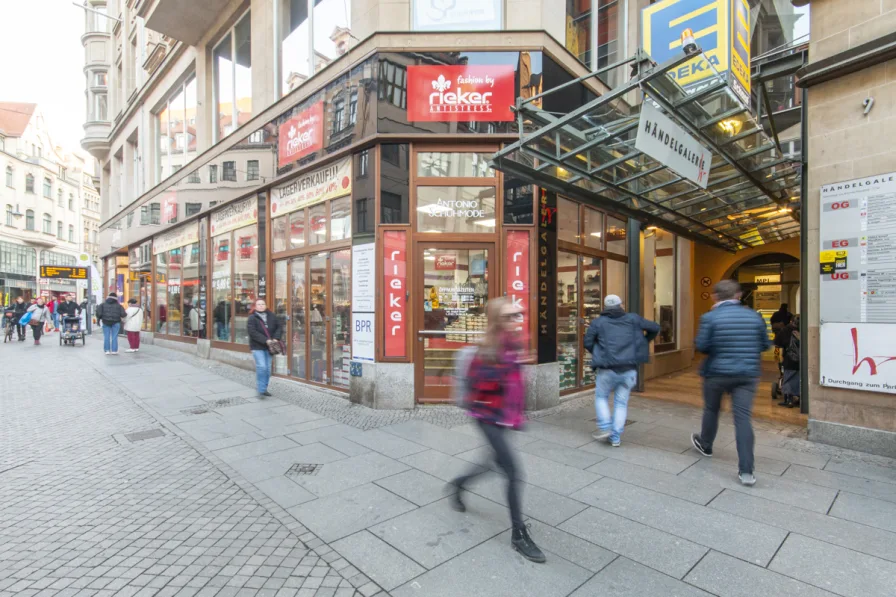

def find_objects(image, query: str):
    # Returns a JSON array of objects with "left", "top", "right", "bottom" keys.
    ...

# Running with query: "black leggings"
[
  {"left": 31, "top": 324, "right": 43, "bottom": 341},
  {"left": 453, "top": 419, "right": 524, "bottom": 529}
]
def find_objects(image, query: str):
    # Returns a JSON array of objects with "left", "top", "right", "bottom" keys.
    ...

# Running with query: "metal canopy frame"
[{"left": 491, "top": 47, "right": 804, "bottom": 252}]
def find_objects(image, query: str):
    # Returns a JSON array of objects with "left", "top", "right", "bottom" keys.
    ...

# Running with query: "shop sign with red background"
[
  {"left": 406, "top": 65, "right": 515, "bottom": 122},
  {"left": 383, "top": 231, "right": 407, "bottom": 357},
  {"left": 278, "top": 102, "right": 324, "bottom": 168},
  {"left": 434, "top": 254, "right": 456, "bottom": 270},
  {"left": 506, "top": 230, "right": 530, "bottom": 348}
]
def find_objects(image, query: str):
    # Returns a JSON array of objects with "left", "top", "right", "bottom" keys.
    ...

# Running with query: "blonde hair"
[{"left": 478, "top": 297, "right": 512, "bottom": 364}]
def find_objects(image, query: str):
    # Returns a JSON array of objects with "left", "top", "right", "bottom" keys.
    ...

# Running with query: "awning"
[{"left": 491, "top": 49, "right": 802, "bottom": 252}]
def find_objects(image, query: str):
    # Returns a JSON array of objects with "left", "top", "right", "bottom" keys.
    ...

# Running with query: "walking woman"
[
  {"left": 448, "top": 298, "right": 545, "bottom": 563},
  {"left": 26, "top": 297, "right": 53, "bottom": 345},
  {"left": 123, "top": 298, "right": 144, "bottom": 352}
]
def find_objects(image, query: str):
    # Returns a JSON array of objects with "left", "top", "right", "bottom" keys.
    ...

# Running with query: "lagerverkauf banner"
[
  {"left": 210, "top": 197, "right": 258, "bottom": 237},
  {"left": 406, "top": 65, "right": 515, "bottom": 122},
  {"left": 271, "top": 158, "right": 352, "bottom": 217},
  {"left": 278, "top": 102, "right": 324, "bottom": 168}
]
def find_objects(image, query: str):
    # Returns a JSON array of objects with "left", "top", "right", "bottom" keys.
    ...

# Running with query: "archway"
[{"left": 728, "top": 253, "right": 800, "bottom": 316}]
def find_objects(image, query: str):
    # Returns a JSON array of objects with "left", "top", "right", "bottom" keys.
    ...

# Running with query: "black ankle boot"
[
  {"left": 778, "top": 396, "right": 793, "bottom": 408},
  {"left": 447, "top": 482, "right": 465, "bottom": 512},
  {"left": 511, "top": 524, "right": 546, "bottom": 563}
]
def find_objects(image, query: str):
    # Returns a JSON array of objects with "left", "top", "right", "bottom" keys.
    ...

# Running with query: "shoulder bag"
[{"left": 256, "top": 313, "right": 284, "bottom": 355}]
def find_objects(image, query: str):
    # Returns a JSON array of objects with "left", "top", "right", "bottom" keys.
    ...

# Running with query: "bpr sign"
[{"left": 635, "top": 101, "right": 712, "bottom": 188}]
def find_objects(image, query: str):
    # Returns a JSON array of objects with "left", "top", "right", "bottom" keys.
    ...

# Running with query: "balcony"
[
  {"left": 81, "top": 120, "right": 112, "bottom": 156},
  {"left": 144, "top": 0, "right": 230, "bottom": 46}
]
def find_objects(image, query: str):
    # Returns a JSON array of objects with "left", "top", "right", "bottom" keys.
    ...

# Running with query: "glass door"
[
  {"left": 557, "top": 251, "right": 579, "bottom": 391},
  {"left": 581, "top": 256, "right": 602, "bottom": 386},
  {"left": 290, "top": 256, "right": 307, "bottom": 379},
  {"left": 415, "top": 244, "right": 494, "bottom": 402}
]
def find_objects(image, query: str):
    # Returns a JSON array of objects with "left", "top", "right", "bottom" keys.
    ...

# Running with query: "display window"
[
  {"left": 128, "top": 241, "right": 153, "bottom": 331},
  {"left": 153, "top": 221, "right": 204, "bottom": 340},
  {"left": 556, "top": 197, "right": 628, "bottom": 393},
  {"left": 646, "top": 227, "right": 676, "bottom": 351}
]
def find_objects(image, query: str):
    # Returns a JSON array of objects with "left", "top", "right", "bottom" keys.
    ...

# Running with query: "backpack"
[
  {"left": 786, "top": 331, "right": 800, "bottom": 363},
  {"left": 452, "top": 345, "right": 479, "bottom": 409}
]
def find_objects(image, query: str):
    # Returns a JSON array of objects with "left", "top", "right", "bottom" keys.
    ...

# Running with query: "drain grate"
[
  {"left": 286, "top": 463, "right": 323, "bottom": 477},
  {"left": 123, "top": 429, "right": 165, "bottom": 442},
  {"left": 180, "top": 397, "right": 250, "bottom": 416}
]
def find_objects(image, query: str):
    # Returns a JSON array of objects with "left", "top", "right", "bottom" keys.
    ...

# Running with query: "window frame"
[
  {"left": 6, "top": 166, "right": 14, "bottom": 188},
  {"left": 42, "top": 213, "right": 52, "bottom": 234},
  {"left": 25, "top": 209, "right": 35, "bottom": 230},
  {"left": 154, "top": 74, "right": 197, "bottom": 184},
  {"left": 213, "top": 9, "right": 252, "bottom": 143},
  {"left": 25, "top": 174, "right": 34, "bottom": 193},
  {"left": 43, "top": 177, "right": 52, "bottom": 198}
]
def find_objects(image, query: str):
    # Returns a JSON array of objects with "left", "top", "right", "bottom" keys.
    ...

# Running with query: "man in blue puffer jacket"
[
  {"left": 584, "top": 295, "right": 660, "bottom": 447},
  {"left": 691, "top": 279, "right": 771, "bottom": 487}
]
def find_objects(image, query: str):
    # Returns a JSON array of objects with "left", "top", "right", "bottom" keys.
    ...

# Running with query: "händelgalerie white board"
[{"left": 635, "top": 101, "right": 712, "bottom": 189}]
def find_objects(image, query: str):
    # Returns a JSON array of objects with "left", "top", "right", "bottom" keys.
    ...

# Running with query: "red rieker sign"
[
  {"left": 506, "top": 230, "right": 530, "bottom": 347},
  {"left": 407, "top": 65, "right": 515, "bottom": 122},
  {"left": 278, "top": 102, "right": 324, "bottom": 168},
  {"left": 384, "top": 231, "right": 407, "bottom": 358}
]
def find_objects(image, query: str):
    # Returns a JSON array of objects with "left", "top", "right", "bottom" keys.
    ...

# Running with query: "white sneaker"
[
  {"left": 110, "top": 351, "right": 119, "bottom": 355},
  {"left": 125, "top": 349, "right": 136, "bottom": 353},
  {"left": 104, "top": 351, "right": 110, "bottom": 355}
]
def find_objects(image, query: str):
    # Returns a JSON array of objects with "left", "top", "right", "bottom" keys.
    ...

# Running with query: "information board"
[
  {"left": 40, "top": 266, "right": 88, "bottom": 280},
  {"left": 819, "top": 173, "right": 896, "bottom": 324}
]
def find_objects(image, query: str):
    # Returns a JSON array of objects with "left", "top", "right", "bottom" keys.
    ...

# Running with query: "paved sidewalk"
[{"left": 3, "top": 339, "right": 896, "bottom": 597}]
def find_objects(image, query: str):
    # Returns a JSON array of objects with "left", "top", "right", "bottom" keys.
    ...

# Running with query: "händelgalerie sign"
[
  {"left": 635, "top": 101, "right": 712, "bottom": 189},
  {"left": 271, "top": 158, "right": 352, "bottom": 217}
]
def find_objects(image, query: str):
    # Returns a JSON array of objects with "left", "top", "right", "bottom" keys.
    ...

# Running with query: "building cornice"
[{"left": 797, "top": 31, "right": 896, "bottom": 88}]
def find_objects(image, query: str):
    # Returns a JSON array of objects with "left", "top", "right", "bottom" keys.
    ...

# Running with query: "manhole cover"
[
  {"left": 286, "top": 463, "right": 323, "bottom": 477},
  {"left": 123, "top": 429, "right": 165, "bottom": 442}
]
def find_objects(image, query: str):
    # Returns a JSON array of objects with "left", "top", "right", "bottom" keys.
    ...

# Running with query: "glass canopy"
[{"left": 491, "top": 50, "right": 802, "bottom": 251}]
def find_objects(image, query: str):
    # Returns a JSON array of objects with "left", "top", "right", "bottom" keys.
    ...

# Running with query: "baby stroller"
[{"left": 60, "top": 315, "right": 85, "bottom": 346}]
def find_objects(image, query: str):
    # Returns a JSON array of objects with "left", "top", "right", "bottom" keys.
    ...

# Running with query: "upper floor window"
[
  {"left": 214, "top": 11, "right": 252, "bottom": 142},
  {"left": 565, "top": 0, "right": 623, "bottom": 86},
  {"left": 277, "top": 0, "right": 352, "bottom": 97},
  {"left": 57, "top": 220, "right": 64, "bottom": 238},
  {"left": 247, "top": 160, "right": 259, "bottom": 181},
  {"left": 85, "top": 2, "right": 108, "bottom": 33},
  {"left": 68, "top": 225, "right": 74, "bottom": 243},
  {"left": 25, "top": 174, "right": 34, "bottom": 193},
  {"left": 5, "top": 166, "right": 13, "bottom": 188},
  {"left": 42, "top": 213, "right": 52, "bottom": 234},
  {"left": 332, "top": 99, "right": 345, "bottom": 134},
  {"left": 43, "top": 177, "right": 52, "bottom": 198},
  {"left": 209, "top": 164, "right": 218, "bottom": 183},
  {"left": 25, "top": 210, "right": 34, "bottom": 230},
  {"left": 222, "top": 161, "right": 236, "bottom": 182},
  {"left": 57, "top": 189, "right": 64, "bottom": 206},
  {"left": 378, "top": 61, "right": 406, "bottom": 109},
  {"left": 5, "top": 204, "right": 13, "bottom": 226},
  {"left": 155, "top": 76, "right": 198, "bottom": 183},
  {"left": 69, "top": 194, "right": 74, "bottom": 210}
]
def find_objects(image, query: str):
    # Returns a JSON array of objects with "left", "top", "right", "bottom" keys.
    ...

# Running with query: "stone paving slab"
[
  {"left": 379, "top": 420, "right": 486, "bottom": 455},
  {"left": 685, "top": 550, "right": 840, "bottom": 597},
  {"left": 390, "top": 533, "right": 593, "bottom": 597},
  {"left": 709, "top": 490, "right": 896, "bottom": 563},
  {"left": 287, "top": 452, "right": 410, "bottom": 497},
  {"left": 782, "top": 463, "right": 896, "bottom": 503},
  {"left": 331, "top": 531, "right": 425, "bottom": 591},
  {"left": 582, "top": 439, "right": 700, "bottom": 475},
  {"left": 464, "top": 475, "right": 590, "bottom": 527},
  {"left": 559, "top": 507, "right": 708, "bottom": 579},
  {"left": 570, "top": 556, "right": 712, "bottom": 597},
  {"left": 589, "top": 457, "right": 722, "bottom": 505},
  {"left": 373, "top": 469, "right": 457, "bottom": 507},
  {"left": 824, "top": 459, "right": 896, "bottom": 484},
  {"left": 769, "top": 533, "right": 896, "bottom": 597},
  {"left": 828, "top": 490, "right": 896, "bottom": 532}
]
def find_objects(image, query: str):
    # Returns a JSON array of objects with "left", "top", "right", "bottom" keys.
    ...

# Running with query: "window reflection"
[
  {"left": 233, "top": 224, "right": 258, "bottom": 345},
  {"left": 214, "top": 11, "right": 252, "bottom": 141},
  {"left": 309, "top": 254, "right": 328, "bottom": 383},
  {"left": 416, "top": 187, "right": 496, "bottom": 234},
  {"left": 331, "top": 249, "right": 351, "bottom": 388},
  {"left": 212, "top": 233, "right": 232, "bottom": 341}
]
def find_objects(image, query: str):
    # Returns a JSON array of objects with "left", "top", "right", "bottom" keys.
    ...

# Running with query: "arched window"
[
  {"left": 5, "top": 166, "right": 12, "bottom": 188},
  {"left": 57, "top": 221, "right": 63, "bottom": 238},
  {"left": 43, "top": 177, "right": 52, "bottom": 198},
  {"left": 42, "top": 213, "right": 52, "bottom": 233},
  {"left": 57, "top": 188, "right": 63, "bottom": 206},
  {"left": 68, "top": 225, "right": 74, "bottom": 242},
  {"left": 5, "top": 204, "right": 13, "bottom": 226},
  {"left": 25, "top": 209, "right": 35, "bottom": 230},
  {"left": 25, "top": 174, "right": 34, "bottom": 193}
]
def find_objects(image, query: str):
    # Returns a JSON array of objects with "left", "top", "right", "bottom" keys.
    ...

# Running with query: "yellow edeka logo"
[
  {"left": 643, "top": 0, "right": 730, "bottom": 88},
  {"left": 729, "top": 0, "right": 751, "bottom": 106}
]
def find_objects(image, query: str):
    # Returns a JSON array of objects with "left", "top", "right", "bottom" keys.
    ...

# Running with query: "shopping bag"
[{"left": 18, "top": 311, "right": 33, "bottom": 326}]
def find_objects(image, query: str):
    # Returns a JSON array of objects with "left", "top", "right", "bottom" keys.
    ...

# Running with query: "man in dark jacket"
[
  {"left": 769, "top": 303, "right": 792, "bottom": 332},
  {"left": 691, "top": 280, "right": 772, "bottom": 487},
  {"left": 247, "top": 298, "right": 282, "bottom": 397},
  {"left": 95, "top": 293, "right": 128, "bottom": 355},
  {"left": 774, "top": 315, "right": 800, "bottom": 408},
  {"left": 10, "top": 296, "right": 28, "bottom": 341},
  {"left": 584, "top": 294, "right": 660, "bottom": 447},
  {"left": 56, "top": 294, "right": 80, "bottom": 319}
]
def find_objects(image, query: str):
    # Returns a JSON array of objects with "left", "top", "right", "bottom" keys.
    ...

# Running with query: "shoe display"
[{"left": 511, "top": 524, "right": 546, "bottom": 563}]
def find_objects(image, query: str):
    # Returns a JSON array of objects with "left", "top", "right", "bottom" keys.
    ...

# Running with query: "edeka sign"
[
  {"left": 406, "top": 65, "right": 515, "bottom": 122},
  {"left": 383, "top": 231, "right": 407, "bottom": 358},
  {"left": 506, "top": 230, "right": 530, "bottom": 348},
  {"left": 210, "top": 197, "right": 257, "bottom": 237},
  {"left": 729, "top": 0, "right": 751, "bottom": 108},
  {"left": 820, "top": 322, "right": 896, "bottom": 395},
  {"left": 271, "top": 158, "right": 352, "bottom": 217},
  {"left": 636, "top": 101, "right": 712, "bottom": 189},
  {"left": 278, "top": 102, "right": 324, "bottom": 168}
]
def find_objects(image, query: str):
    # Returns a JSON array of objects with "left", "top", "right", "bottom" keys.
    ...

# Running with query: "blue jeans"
[
  {"left": 216, "top": 322, "right": 229, "bottom": 340},
  {"left": 594, "top": 368, "right": 638, "bottom": 442},
  {"left": 252, "top": 349, "right": 272, "bottom": 393},
  {"left": 53, "top": 312, "right": 59, "bottom": 329},
  {"left": 103, "top": 323, "right": 120, "bottom": 352}
]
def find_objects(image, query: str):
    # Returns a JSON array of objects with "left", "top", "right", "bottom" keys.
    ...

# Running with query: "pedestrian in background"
[
  {"left": 123, "top": 298, "right": 144, "bottom": 353},
  {"left": 46, "top": 297, "right": 58, "bottom": 331},
  {"left": 95, "top": 292, "right": 127, "bottom": 355},
  {"left": 247, "top": 298, "right": 282, "bottom": 397},
  {"left": 448, "top": 298, "right": 545, "bottom": 564},
  {"left": 769, "top": 303, "right": 792, "bottom": 332},
  {"left": 774, "top": 314, "right": 800, "bottom": 408},
  {"left": 26, "top": 297, "right": 52, "bottom": 346},
  {"left": 11, "top": 296, "right": 28, "bottom": 341},
  {"left": 584, "top": 294, "right": 659, "bottom": 447},
  {"left": 691, "top": 280, "right": 771, "bottom": 486}
]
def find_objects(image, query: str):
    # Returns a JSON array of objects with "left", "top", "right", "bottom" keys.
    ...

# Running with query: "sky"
[{"left": 0, "top": 0, "right": 87, "bottom": 154}]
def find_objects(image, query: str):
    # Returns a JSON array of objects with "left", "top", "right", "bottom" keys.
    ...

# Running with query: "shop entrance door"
[{"left": 414, "top": 244, "right": 495, "bottom": 402}]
